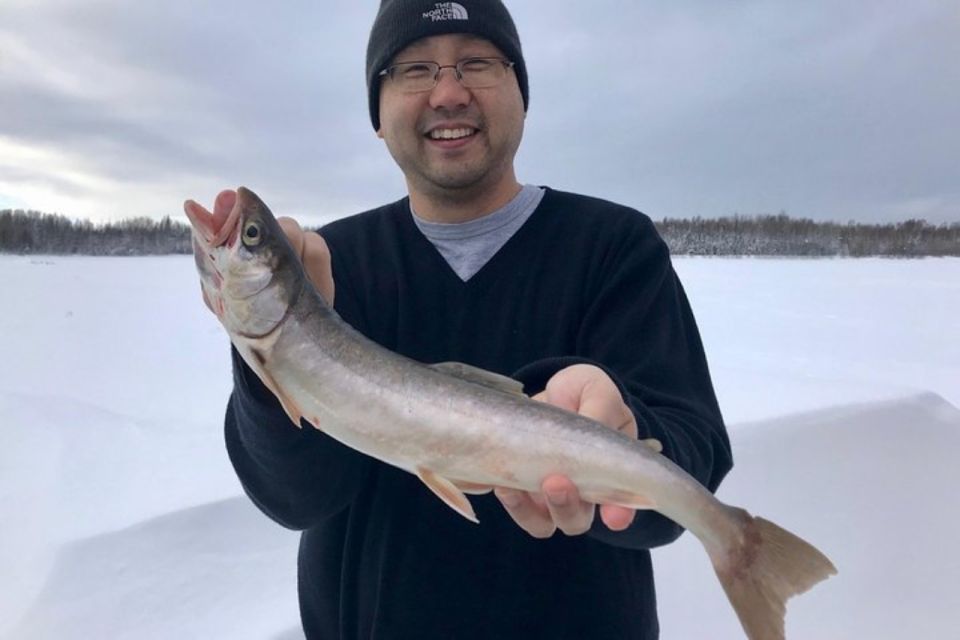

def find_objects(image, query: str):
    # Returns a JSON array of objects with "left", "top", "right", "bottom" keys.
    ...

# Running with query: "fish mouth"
[{"left": 183, "top": 189, "right": 244, "bottom": 249}]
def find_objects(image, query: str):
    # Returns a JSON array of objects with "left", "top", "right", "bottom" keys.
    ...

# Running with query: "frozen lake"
[{"left": 2, "top": 255, "right": 958, "bottom": 639}]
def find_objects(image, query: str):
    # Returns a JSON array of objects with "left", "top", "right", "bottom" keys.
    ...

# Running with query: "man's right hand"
[{"left": 275, "top": 216, "right": 335, "bottom": 306}]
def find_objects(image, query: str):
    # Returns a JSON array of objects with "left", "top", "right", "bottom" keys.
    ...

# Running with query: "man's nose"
[{"left": 429, "top": 67, "right": 472, "bottom": 111}]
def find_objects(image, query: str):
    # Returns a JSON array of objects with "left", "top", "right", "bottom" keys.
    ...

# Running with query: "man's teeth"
[{"left": 429, "top": 128, "right": 475, "bottom": 140}]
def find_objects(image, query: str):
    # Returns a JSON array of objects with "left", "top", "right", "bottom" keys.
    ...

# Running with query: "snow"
[{"left": 1, "top": 255, "right": 958, "bottom": 639}]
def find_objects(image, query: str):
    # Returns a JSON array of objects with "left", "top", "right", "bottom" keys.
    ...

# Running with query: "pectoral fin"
[
  {"left": 238, "top": 344, "right": 305, "bottom": 428},
  {"left": 416, "top": 467, "right": 479, "bottom": 523},
  {"left": 273, "top": 390, "right": 306, "bottom": 428}
]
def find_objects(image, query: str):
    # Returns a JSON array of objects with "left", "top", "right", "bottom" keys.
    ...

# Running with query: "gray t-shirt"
[{"left": 411, "top": 184, "right": 546, "bottom": 281}]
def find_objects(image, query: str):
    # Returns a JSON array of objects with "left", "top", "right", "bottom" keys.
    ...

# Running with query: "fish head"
[{"left": 184, "top": 187, "right": 303, "bottom": 338}]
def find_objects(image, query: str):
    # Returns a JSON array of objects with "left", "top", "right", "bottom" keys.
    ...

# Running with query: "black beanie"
[{"left": 365, "top": 0, "right": 529, "bottom": 131}]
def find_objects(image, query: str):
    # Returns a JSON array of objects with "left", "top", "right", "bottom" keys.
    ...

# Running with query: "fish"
[{"left": 184, "top": 186, "right": 837, "bottom": 640}]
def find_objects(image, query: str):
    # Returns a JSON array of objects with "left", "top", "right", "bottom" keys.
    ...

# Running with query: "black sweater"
[{"left": 224, "top": 188, "right": 732, "bottom": 640}]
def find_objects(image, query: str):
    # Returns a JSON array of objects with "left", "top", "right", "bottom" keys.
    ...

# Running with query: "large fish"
[{"left": 184, "top": 187, "right": 836, "bottom": 640}]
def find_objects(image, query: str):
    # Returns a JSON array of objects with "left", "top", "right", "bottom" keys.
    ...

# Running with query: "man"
[{"left": 217, "top": 1, "right": 732, "bottom": 638}]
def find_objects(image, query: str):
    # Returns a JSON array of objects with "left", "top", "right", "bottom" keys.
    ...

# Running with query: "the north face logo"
[{"left": 423, "top": 2, "right": 469, "bottom": 21}]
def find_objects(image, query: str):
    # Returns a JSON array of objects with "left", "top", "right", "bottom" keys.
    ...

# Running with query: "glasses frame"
[{"left": 378, "top": 57, "right": 516, "bottom": 93}]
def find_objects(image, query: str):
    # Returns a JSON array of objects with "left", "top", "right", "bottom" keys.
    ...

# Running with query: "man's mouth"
[{"left": 427, "top": 127, "right": 477, "bottom": 141}]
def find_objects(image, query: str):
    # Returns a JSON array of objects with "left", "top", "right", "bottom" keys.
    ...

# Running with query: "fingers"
[
  {"left": 504, "top": 365, "right": 641, "bottom": 538},
  {"left": 276, "top": 217, "right": 335, "bottom": 306},
  {"left": 599, "top": 504, "right": 636, "bottom": 531},
  {"left": 495, "top": 476, "right": 596, "bottom": 538},
  {"left": 541, "top": 475, "right": 595, "bottom": 536},
  {"left": 541, "top": 364, "right": 638, "bottom": 438},
  {"left": 496, "top": 482, "right": 635, "bottom": 538},
  {"left": 494, "top": 488, "right": 556, "bottom": 539}
]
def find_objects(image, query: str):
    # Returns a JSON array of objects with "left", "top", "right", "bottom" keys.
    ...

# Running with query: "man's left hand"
[{"left": 494, "top": 364, "right": 639, "bottom": 538}]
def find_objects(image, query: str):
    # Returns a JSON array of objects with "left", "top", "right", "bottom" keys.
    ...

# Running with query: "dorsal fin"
[{"left": 429, "top": 361, "right": 526, "bottom": 396}]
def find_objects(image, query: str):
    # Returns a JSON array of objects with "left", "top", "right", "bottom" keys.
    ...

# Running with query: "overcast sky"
[{"left": 1, "top": 0, "right": 958, "bottom": 226}]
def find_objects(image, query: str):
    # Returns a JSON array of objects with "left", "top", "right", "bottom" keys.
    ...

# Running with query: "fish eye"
[{"left": 242, "top": 221, "right": 262, "bottom": 246}]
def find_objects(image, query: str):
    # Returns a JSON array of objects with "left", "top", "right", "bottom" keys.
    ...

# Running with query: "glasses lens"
[
  {"left": 385, "top": 58, "right": 510, "bottom": 92},
  {"left": 389, "top": 62, "right": 440, "bottom": 92},
  {"left": 457, "top": 58, "right": 506, "bottom": 88}
]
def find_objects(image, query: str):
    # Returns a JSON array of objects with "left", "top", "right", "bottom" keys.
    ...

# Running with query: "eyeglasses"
[{"left": 378, "top": 57, "right": 515, "bottom": 93}]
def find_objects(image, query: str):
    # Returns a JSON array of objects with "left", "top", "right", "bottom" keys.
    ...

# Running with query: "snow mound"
[
  {"left": 655, "top": 393, "right": 960, "bottom": 640},
  {"left": 0, "top": 390, "right": 242, "bottom": 636},
  {"left": 7, "top": 497, "right": 302, "bottom": 640}
]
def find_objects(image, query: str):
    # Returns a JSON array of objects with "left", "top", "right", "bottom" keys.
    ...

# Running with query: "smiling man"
[
  {"left": 218, "top": 1, "right": 732, "bottom": 638},
  {"left": 373, "top": 32, "right": 526, "bottom": 223}
]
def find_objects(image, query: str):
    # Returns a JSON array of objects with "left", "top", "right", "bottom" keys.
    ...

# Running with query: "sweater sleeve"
[
  {"left": 223, "top": 348, "right": 373, "bottom": 530},
  {"left": 513, "top": 213, "right": 732, "bottom": 551}
]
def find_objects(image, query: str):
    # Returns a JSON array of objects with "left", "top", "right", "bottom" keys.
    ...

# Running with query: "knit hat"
[{"left": 366, "top": 0, "right": 529, "bottom": 131}]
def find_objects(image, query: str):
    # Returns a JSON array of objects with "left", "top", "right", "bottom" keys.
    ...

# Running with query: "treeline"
[
  {"left": 1, "top": 208, "right": 958, "bottom": 257},
  {"left": 0, "top": 209, "right": 191, "bottom": 255},
  {"left": 657, "top": 214, "right": 960, "bottom": 257}
]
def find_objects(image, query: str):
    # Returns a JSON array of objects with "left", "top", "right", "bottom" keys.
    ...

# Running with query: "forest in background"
[{"left": 2, "top": 208, "right": 958, "bottom": 257}]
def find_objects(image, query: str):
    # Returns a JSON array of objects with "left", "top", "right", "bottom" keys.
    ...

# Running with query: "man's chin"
[{"left": 421, "top": 167, "right": 489, "bottom": 192}]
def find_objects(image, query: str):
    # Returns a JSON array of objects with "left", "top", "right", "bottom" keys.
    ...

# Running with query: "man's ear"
[{"left": 376, "top": 128, "right": 384, "bottom": 139}]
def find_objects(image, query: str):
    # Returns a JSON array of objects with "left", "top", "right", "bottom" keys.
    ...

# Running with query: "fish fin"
[
  {"left": 580, "top": 490, "right": 657, "bottom": 511},
  {"left": 709, "top": 506, "right": 837, "bottom": 640},
  {"left": 257, "top": 380, "right": 305, "bottom": 428},
  {"left": 272, "top": 388, "right": 305, "bottom": 428},
  {"left": 416, "top": 468, "right": 480, "bottom": 523},
  {"left": 451, "top": 480, "right": 495, "bottom": 495},
  {"left": 237, "top": 344, "right": 305, "bottom": 428},
  {"left": 641, "top": 437, "right": 663, "bottom": 453},
  {"left": 429, "top": 361, "right": 526, "bottom": 397}
]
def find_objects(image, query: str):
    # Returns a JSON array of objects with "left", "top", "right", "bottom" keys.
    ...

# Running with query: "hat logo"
[{"left": 423, "top": 2, "right": 469, "bottom": 21}]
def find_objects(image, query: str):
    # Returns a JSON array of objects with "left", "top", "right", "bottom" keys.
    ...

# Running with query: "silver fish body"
[{"left": 185, "top": 187, "right": 836, "bottom": 639}]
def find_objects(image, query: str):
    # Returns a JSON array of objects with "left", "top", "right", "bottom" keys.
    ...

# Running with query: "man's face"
[{"left": 377, "top": 34, "right": 525, "bottom": 199}]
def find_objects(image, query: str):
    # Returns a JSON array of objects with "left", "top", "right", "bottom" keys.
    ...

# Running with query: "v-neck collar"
[{"left": 401, "top": 187, "right": 554, "bottom": 289}]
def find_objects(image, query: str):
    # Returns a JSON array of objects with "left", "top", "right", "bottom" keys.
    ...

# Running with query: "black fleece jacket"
[{"left": 224, "top": 188, "right": 732, "bottom": 640}]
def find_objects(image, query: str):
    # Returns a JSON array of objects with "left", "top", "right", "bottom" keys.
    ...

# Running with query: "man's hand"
[
  {"left": 197, "top": 189, "right": 335, "bottom": 312},
  {"left": 494, "top": 364, "right": 639, "bottom": 538},
  {"left": 275, "top": 216, "right": 335, "bottom": 306}
]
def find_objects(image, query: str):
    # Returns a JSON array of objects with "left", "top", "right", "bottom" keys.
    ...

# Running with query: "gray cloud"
[{"left": 0, "top": 0, "right": 956, "bottom": 224}]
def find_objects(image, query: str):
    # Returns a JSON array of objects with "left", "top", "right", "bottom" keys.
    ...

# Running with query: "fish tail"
[{"left": 706, "top": 506, "right": 837, "bottom": 640}]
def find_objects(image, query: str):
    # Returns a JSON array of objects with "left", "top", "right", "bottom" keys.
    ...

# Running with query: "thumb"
[
  {"left": 276, "top": 217, "right": 334, "bottom": 305},
  {"left": 277, "top": 217, "right": 306, "bottom": 261},
  {"left": 302, "top": 230, "right": 335, "bottom": 306}
]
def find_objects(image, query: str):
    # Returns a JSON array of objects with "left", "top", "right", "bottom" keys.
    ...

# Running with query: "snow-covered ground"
[{"left": 2, "top": 255, "right": 958, "bottom": 639}]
